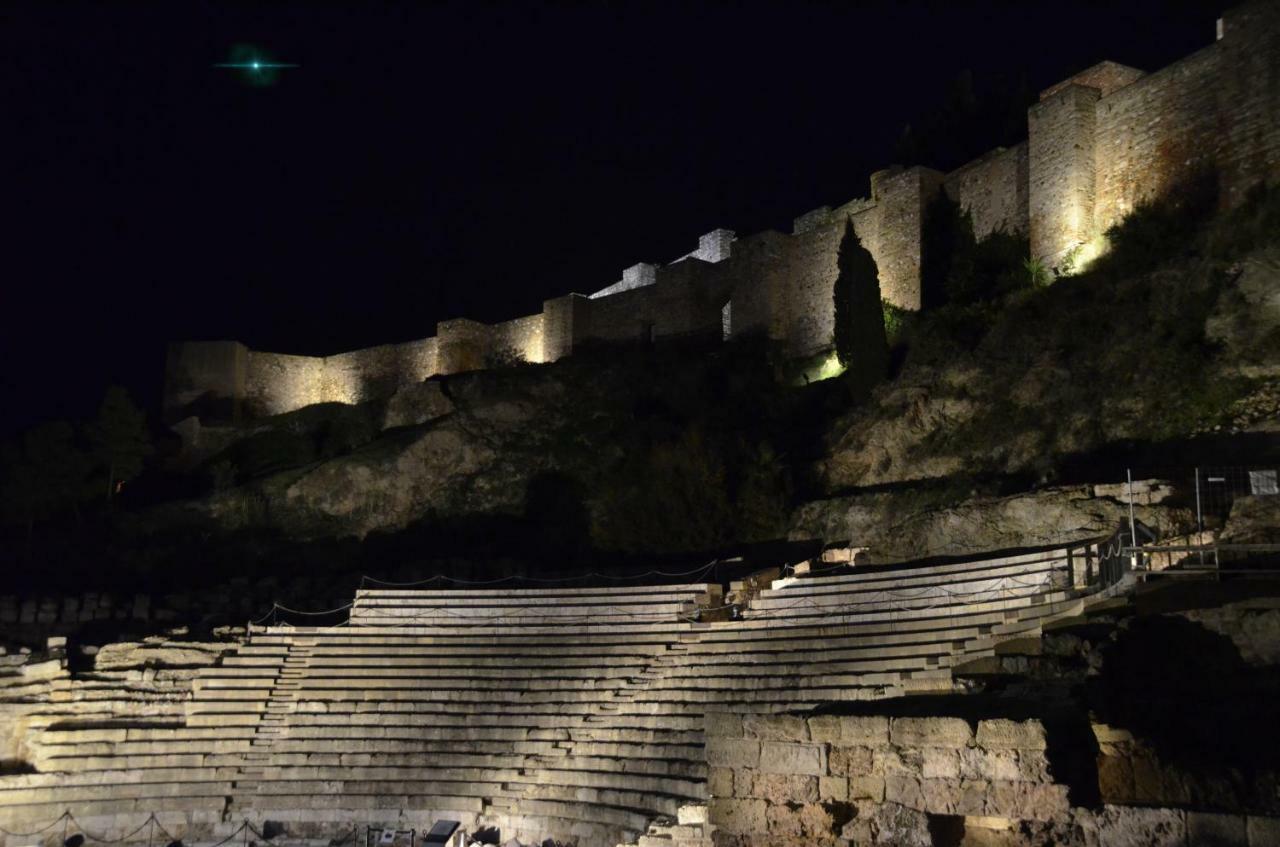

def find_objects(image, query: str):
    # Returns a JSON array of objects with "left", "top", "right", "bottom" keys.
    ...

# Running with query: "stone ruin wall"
[
  {"left": 164, "top": 1, "right": 1280, "bottom": 423},
  {"left": 704, "top": 711, "right": 1280, "bottom": 847}
]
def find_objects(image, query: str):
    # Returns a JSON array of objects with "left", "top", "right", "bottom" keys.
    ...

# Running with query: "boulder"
[{"left": 381, "top": 379, "right": 455, "bottom": 429}]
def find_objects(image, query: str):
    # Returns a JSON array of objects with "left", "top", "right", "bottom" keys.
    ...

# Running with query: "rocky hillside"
[
  {"left": 112, "top": 183, "right": 1279, "bottom": 572},
  {"left": 819, "top": 248, "right": 1280, "bottom": 492}
]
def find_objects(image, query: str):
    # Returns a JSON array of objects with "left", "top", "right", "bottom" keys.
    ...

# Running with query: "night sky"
[{"left": 2, "top": 0, "right": 1224, "bottom": 435}]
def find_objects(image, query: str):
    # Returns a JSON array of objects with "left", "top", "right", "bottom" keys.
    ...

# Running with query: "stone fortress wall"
[{"left": 164, "top": 2, "right": 1280, "bottom": 425}]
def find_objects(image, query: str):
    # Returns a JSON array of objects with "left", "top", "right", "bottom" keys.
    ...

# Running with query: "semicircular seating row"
[{"left": 0, "top": 546, "right": 1089, "bottom": 847}]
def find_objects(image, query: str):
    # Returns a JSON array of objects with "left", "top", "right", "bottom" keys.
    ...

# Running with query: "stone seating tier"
[{"left": 0, "top": 544, "right": 1091, "bottom": 847}]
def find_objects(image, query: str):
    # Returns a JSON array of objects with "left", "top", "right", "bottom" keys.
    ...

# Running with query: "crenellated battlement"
[{"left": 165, "top": 1, "right": 1279, "bottom": 427}]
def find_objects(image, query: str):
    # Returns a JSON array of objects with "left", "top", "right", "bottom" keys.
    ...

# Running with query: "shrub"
[
  {"left": 1087, "top": 167, "right": 1219, "bottom": 279},
  {"left": 1204, "top": 181, "right": 1280, "bottom": 259},
  {"left": 881, "top": 299, "right": 910, "bottom": 346}
]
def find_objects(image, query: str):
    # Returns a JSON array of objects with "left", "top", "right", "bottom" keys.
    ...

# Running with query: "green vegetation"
[
  {"left": 922, "top": 187, "right": 1038, "bottom": 309},
  {"left": 881, "top": 299, "right": 910, "bottom": 346},
  {"left": 902, "top": 174, "right": 1280, "bottom": 477},
  {"left": 832, "top": 218, "right": 889, "bottom": 396},
  {"left": 87, "top": 386, "right": 151, "bottom": 503},
  {"left": 1, "top": 386, "right": 152, "bottom": 550}
]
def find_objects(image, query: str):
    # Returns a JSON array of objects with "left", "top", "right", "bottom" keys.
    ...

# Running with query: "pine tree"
[
  {"left": 87, "top": 386, "right": 151, "bottom": 503},
  {"left": 832, "top": 218, "right": 889, "bottom": 394}
]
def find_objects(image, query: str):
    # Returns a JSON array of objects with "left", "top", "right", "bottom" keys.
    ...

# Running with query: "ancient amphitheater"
[{"left": 0, "top": 540, "right": 1150, "bottom": 847}]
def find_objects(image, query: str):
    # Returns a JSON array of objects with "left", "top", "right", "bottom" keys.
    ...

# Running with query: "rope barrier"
[
  {"left": 0, "top": 810, "right": 69, "bottom": 837},
  {"left": 66, "top": 812, "right": 158, "bottom": 845}
]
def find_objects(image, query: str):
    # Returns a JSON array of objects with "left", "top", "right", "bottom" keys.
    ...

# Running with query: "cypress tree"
[{"left": 832, "top": 218, "right": 889, "bottom": 393}]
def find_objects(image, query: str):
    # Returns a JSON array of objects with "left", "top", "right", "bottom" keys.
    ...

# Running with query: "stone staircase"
[{"left": 233, "top": 636, "right": 314, "bottom": 797}]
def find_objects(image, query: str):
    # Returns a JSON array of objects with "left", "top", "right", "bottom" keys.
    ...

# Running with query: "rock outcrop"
[{"left": 788, "top": 483, "right": 1192, "bottom": 561}]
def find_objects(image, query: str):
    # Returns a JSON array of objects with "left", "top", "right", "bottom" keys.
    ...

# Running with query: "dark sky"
[{"left": 1, "top": 0, "right": 1224, "bottom": 435}]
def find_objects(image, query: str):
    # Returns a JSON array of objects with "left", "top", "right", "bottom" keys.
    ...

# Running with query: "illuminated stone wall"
[
  {"left": 165, "top": 2, "right": 1280, "bottom": 424},
  {"left": 944, "top": 143, "right": 1030, "bottom": 238},
  {"left": 1033, "top": 1, "right": 1280, "bottom": 269},
  {"left": 245, "top": 351, "right": 325, "bottom": 417},
  {"left": 766, "top": 166, "right": 942, "bottom": 356},
  {"left": 491, "top": 313, "right": 547, "bottom": 363}
]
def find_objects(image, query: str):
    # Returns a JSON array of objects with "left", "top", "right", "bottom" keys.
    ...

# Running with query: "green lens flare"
[{"left": 214, "top": 43, "right": 297, "bottom": 86}]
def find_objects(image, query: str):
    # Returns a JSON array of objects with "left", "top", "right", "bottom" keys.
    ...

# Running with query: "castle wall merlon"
[
  {"left": 1040, "top": 60, "right": 1146, "bottom": 101},
  {"left": 589, "top": 261, "right": 658, "bottom": 299}
]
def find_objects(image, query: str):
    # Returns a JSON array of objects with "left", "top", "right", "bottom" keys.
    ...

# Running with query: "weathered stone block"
[
  {"left": 745, "top": 770, "right": 818, "bottom": 803},
  {"left": 819, "top": 775, "right": 848, "bottom": 802},
  {"left": 709, "top": 767, "right": 734, "bottom": 797},
  {"left": 848, "top": 774, "right": 885, "bottom": 801},
  {"left": 709, "top": 798, "right": 767, "bottom": 836},
  {"left": 678, "top": 804, "right": 707, "bottom": 825},
  {"left": 1187, "top": 812, "right": 1246, "bottom": 846},
  {"left": 840, "top": 715, "right": 890, "bottom": 745},
  {"left": 706, "top": 712, "right": 743, "bottom": 739},
  {"left": 766, "top": 802, "right": 804, "bottom": 837},
  {"left": 891, "top": 717, "right": 972, "bottom": 747},
  {"left": 707, "top": 739, "right": 760, "bottom": 769},
  {"left": 828, "top": 744, "right": 874, "bottom": 777},
  {"left": 1097, "top": 752, "right": 1135, "bottom": 803},
  {"left": 958, "top": 747, "right": 1025, "bottom": 782},
  {"left": 922, "top": 747, "right": 960, "bottom": 779},
  {"left": 873, "top": 745, "right": 922, "bottom": 776},
  {"left": 808, "top": 715, "right": 842, "bottom": 743},
  {"left": 976, "top": 719, "right": 1047, "bottom": 751},
  {"left": 985, "top": 780, "right": 1069, "bottom": 820},
  {"left": 759, "top": 741, "right": 826, "bottom": 776},
  {"left": 744, "top": 714, "right": 809, "bottom": 741}
]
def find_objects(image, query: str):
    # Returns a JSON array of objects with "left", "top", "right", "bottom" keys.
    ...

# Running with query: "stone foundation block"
[
  {"left": 744, "top": 714, "right": 809, "bottom": 741},
  {"left": 985, "top": 780, "right": 1070, "bottom": 820},
  {"left": 958, "top": 747, "right": 1025, "bottom": 782},
  {"left": 706, "top": 712, "right": 743, "bottom": 738},
  {"left": 849, "top": 775, "right": 886, "bottom": 801},
  {"left": 759, "top": 741, "right": 826, "bottom": 776},
  {"left": 922, "top": 747, "right": 961, "bottom": 779},
  {"left": 708, "top": 739, "right": 760, "bottom": 769},
  {"left": 828, "top": 744, "right": 874, "bottom": 777},
  {"left": 709, "top": 767, "right": 734, "bottom": 797},
  {"left": 808, "top": 715, "right": 842, "bottom": 743},
  {"left": 873, "top": 745, "right": 922, "bottom": 776},
  {"left": 745, "top": 770, "right": 818, "bottom": 803},
  {"left": 840, "top": 715, "right": 890, "bottom": 745},
  {"left": 976, "top": 719, "right": 1047, "bottom": 751},
  {"left": 891, "top": 717, "right": 973, "bottom": 747},
  {"left": 709, "top": 798, "right": 767, "bottom": 835},
  {"left": 819, "top": 776, "right": 849, "bottom": 802}
]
